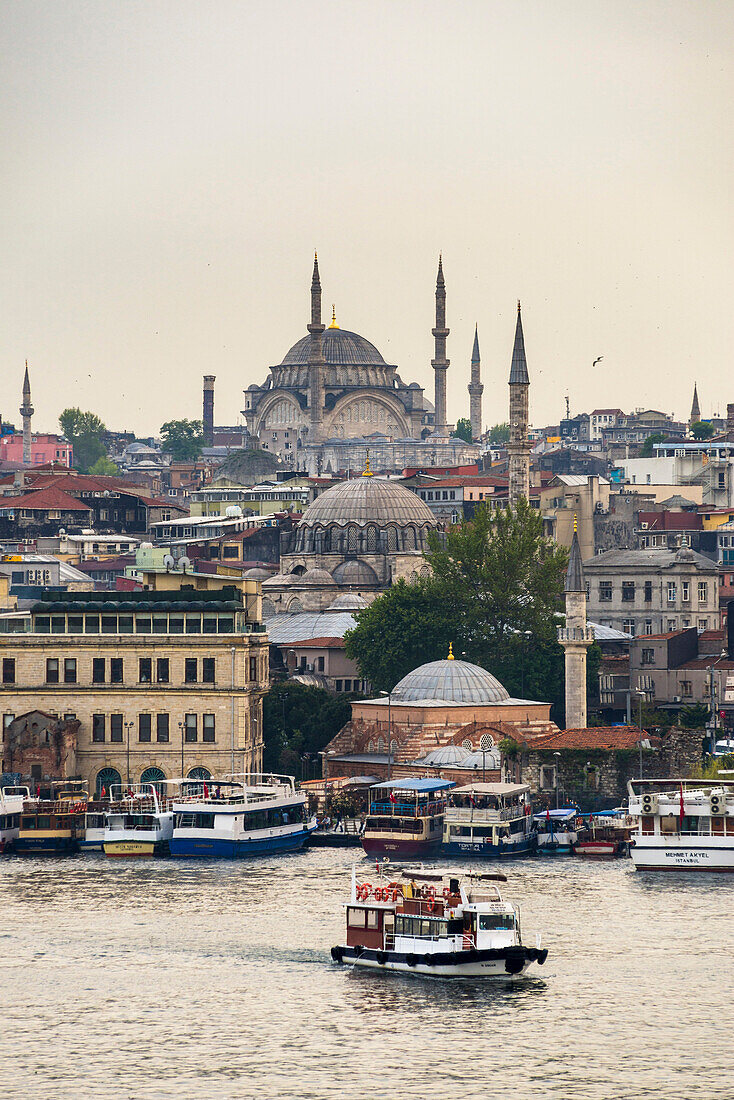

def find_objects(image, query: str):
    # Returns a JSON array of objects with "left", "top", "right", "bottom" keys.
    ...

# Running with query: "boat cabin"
[
  {"left": 362, "top": 779, "right": 455, "bottom": 857},
  {"left": 443, "top": 783, "right": 536, "bottom": 856}
]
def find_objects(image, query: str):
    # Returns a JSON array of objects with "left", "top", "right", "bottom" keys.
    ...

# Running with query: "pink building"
[{"left": 0, "top": 433, "right": 73, "bottom": 467}]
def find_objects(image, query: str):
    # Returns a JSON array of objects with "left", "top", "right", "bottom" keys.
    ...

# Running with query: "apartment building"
[{"left": 0, "top": 587, "right": 269, "bottom": 794}]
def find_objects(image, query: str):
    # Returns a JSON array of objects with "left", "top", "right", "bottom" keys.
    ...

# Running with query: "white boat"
[
  {"left": 534, "top": 807, "right": 579, "bottom": 854},
  {"left": 169, "top": 774, "right": 316, "bottom": 858},
  {"left": 628, "top": 779, "right": 734, "bottom": 872},
  {"left": 103, "top": 783, "right": 175, "bottom": 858},
  {"left": 331, "top": 864, "right": 548, "bottom": 978},
  {"left": 442, "top": 782, "right": 537, "bottom": 857},
  {"left": 80, "top": 809, "right": 108, "bottom": 851},
  {"left": 0, "top": 785, "right": 32, "bottom": 853}
]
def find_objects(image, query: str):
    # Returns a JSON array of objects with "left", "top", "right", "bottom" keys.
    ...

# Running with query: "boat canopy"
[
  {"left": 370, "top": 779, "right": 455, "bottom": 793},
  {"left": 452, "top": 782, "right": 529, "bottom": 796},
  {"left": 533, "top": 807, "right": 577, "bottom": 822}
]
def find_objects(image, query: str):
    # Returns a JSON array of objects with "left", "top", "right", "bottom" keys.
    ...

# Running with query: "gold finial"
[
  {"left": 362, "top": 451, "right": 373, "bottom": 477},
  {"left": 573, "top": 513, "right": 578, "bottom": 534},
  {"left": 314, "top": 250, "right": 318, "bottom": 260},
  {"left": 447, "top": 641, "right": 455, "bottom": 661},
  {"left": 329, "top": 304, "right": 339, "bottom": 329},
  {"left": 517, "top": 299, "right": 521, "bottom": 313}
]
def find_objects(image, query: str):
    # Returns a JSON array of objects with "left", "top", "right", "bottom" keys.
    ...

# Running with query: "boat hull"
[
  {"left": 331, "top": 943, "right": 547, "bottom": 978},
  {"left": 169, "top": 824, "right": 314, "bottom": 858},
  {"left": 104, "top": 839, "right": 169, "bottom": 858},
  {"left": 574, "top": 840, "right": 626, "bottom": 860},
  {"left": 442, "top": 834, "right": 538, "bottom": 858},
  {"left": 631, "top": 838, "right": 734, "bottom": 872},
  {"left": 14, "top": 835, "right": 79, "bottom": 855},
  {"left": 361, "top": 837, "right": 441, "bottom": 858}
]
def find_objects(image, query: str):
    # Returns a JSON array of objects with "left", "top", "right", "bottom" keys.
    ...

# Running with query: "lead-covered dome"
[
  {"left": 280, "top": 328, "right": 386, "bottom": 367},
  {"left": 300, "top": 476, "right": 435, "bottom": 528},
  {"left": 391, "top": 658, "right": 510, "bottom": 705}
]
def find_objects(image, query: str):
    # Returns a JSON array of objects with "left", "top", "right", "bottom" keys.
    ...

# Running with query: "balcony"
[{"left": 557, "top": 626, "right": 595, "bottom": 643}]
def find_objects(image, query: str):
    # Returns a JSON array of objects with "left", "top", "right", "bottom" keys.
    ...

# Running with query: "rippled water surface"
[{"left": 1, "top": 849, "right": 731, "bottom": 1099}]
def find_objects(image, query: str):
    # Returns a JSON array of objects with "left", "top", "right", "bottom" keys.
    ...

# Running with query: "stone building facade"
[{"left": 0, "top": 588, "right": 269, "bottom": 794}]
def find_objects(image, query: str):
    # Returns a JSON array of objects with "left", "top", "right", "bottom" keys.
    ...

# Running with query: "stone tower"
[
  {"left": 558, "top": 522, "right": 594, "bottom": 729},
  {"left": 507, "top": 302, "right": 530, "bottom": 507},
  {"left": 468, "top": 324, "right": 483, "bottom": 441},
  {"left": 20, "top": 361, "right": 34, "bottom": 466},
  {"left": 202, "top": 375, "right": 215, "bottom": 446},
  {"left": 307, "top": 253, "right": 325, "bottom": 444},
  {"left": 689, "top": 382, "right": 701, "bottom": 429},
  {"left": 431, "top": 256, "right": 452, "bottom": 437}
]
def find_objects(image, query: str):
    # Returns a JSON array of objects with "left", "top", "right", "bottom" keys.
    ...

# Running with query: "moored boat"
[
  {"left": 0, "top": 785, "right": 32, "bottom": 853},
  {"left": 331, "top": 863, "right": 548, "bottom": 978},
  {"left": 14, "top": 781, "right": 88, "bottom": 855},
  {"left": 442, "top": 782, "right": 537, "bottom": 857},
  {"left": 628, "top": 778, "right": 734, "bottom": 872},
  {"left": 361, "top": 779, "right": 454, "bottom": 858},
  {"left": 103, "top": 783, "right": 176, "bottom": 857},
  {"left": 534, "top": 808, "right": 580, "bottom": 854},
  {"left": 573, "top": 811, "right": 632, "bottom": 860}
]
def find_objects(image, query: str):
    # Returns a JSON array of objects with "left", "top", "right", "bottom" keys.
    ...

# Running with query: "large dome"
[
  {"left": 300, "top": 476, "right": 436, "bottom": 528},
  {"left": 391, "top": 658, "right": 510, "bottom": 705},
  {"left": 280, "top": 328, "right": 387, "bottom": 367}
]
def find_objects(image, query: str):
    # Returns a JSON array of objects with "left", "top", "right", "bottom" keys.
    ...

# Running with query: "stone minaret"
[
  {"left": 20, "top": 361, "right": 34, "bottom": 466},
  {"left": 307, "top": 253, "right": 325, "bottom": 444},
  {"left": 431, "top": 256, "right": 451, "bottom": 437},
  {"left": 202, "top": 375, "right": 215, "bottom": 446},
  {"left": 507, "top": 302, "right": 530, "bottom": 507},
  {"left": 689, "top": 382, "right": 701, "bottom": 429},
  {"left": 468, "top": 324, "right": 483, "bottom": 441},
  {"left": 558, "top": 521, "right": 594, "bottom": 729}
]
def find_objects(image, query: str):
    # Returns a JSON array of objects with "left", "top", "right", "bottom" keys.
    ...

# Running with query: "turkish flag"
[
  {"left": 679, "top": 782, "right": 685, "bottom": 825},
  {"left": 389, "top": 791, "right": 397, "bottom": 804},
  {"left": 203, "top": 782, "right": 209, "bottom": 798},
  {"left": 546, "top": 807, "right": 551, "bottom": 822}
]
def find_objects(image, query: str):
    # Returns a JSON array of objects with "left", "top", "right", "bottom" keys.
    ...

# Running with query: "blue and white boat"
[
  {"left": 442, "top": 783, "right": 538, "bottom": 857},
  {"left": 0, "top": 785, "right": 32, "bottom": 853},
  {"left": 169, "top": 773, "right": 316, "bottom": 858},
  {"left": 534, "top": 808, "right": 580, "bottom": 854}
]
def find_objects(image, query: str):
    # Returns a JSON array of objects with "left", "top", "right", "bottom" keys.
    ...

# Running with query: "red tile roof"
[
  {"left": 0, "top": 486, "right": 92, "bottom": 512},
  {"left": 526, "top": 726, "right": 659, "bottom": 750}
]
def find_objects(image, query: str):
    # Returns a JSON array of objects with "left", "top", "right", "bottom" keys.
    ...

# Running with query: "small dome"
[
  {"left": 261, "top": 573, "right": 293, "bottom": 587},
  {"left": 244, "top": 567, "right": 274, "bottom": 580},
  {"left": 332, "top": 559, "right": 379, "bottom": 585},
  {"left": 327, "top": 593, "right": 369, "bottom": 610},
  {"left": 391, "top": 658, "right": 510, "bottom": 705},
  {"left": 418, "top": 745, "right": 471, "bottom": 766},
  {"left": 280, "top": 328, "right": 387, "bottom": 367},
  {"left": 459, "top": 748, "right": 502, "bottom": 769},
  {"left": 297, "top": 568, "right": 337, "bottom": 586},
  {"left": 301, "top": 476, "right": 435, "bottom": 528}
]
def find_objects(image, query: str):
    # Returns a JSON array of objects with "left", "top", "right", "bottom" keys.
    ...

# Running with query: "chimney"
[
  {"left": 727, "top": 403, "right": 734, "bottom": 432},
  {"left": 203, "top": 375, "right": 215, "bottom": 447}
]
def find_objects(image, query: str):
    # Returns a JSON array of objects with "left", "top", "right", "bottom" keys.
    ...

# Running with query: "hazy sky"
[{"left": 2, "top": 1, "right": 733, "bottom": 438}]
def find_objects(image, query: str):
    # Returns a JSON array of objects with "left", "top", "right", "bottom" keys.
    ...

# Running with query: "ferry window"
[
  {"left": 36, "top": 816, "right": 51, "bottom": 829},
  {"left": 185, "top": 658, "right": 198, "bottom": 683},
  {"left": 139, "top": 658, "right": 152, "bottom": 684},
  {"left": 367, "top": 910, "right": 379, "bottom": 930},
  {"left": 203, "top": 714, "right": 215, "bottom": 742},
  {"left": 420, "top": 919, "right": 431, "bottom": 937},
  {"left": 92, "top": 658, "right": 105, "bottom": 684},
  {"left": 110, "top": 714, "right": 123, "bottom": 743},
  {"left": 138, "top": 714, "right": 152, "bottom": 743},
  {"left": 202, "top": 658, "right": 215, "bottom": 683},
  {"left": 2, "top": 658, "right": 15, "bottom": 684},
  {"left": 64, "top": 658, "right": 77, "bottom": 684},
  {"left": 46, "top": 658, "right": 59, "bottom": 684},
  {"left": 347, "top": 908, "right": 366, "bottom": 928},
  {"left": 157, "top": 714, "right": 169, "bottom": 743},
  {"left": 185, "top": 713, "right": 198, "bottom": 742},
  {"left": 156, "top": 658, "right": 170, "bottom": 684},
  {"left": 92, "top": 714, "right": 105, "bottom": 742},
  {"left": 479, "top": 914, "right": 514, "bottom": 931},
  {"left": 110, "top": 658, "right": 123, "bottom": 684},
  {"left": 193, "top": 813, "right": 214, "bottom": 829}
]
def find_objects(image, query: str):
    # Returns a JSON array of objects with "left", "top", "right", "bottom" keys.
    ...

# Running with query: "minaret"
[
  {"left": 307, "top": 253, "right": 325, "bottom": 444},
  {"left": 468, "top": 324, "right": 483, "bottom": 441},
  {"left": 20, "top": 361, "right": 34, "bottom": 467},
  {"left": 558, "top": 520, "right": 594, "bottom": 729},
  {"left": 507, "top": 302, "right": 531, "bottom": 507},
  {"left": 431, "top": 256, "right": 452, "bottom": 436},
  {"left": 689, "top": 382, "right": 701, "bottom": 429},
  {"left": 202, "top": 375, "right": 215, "bottom": 447}
]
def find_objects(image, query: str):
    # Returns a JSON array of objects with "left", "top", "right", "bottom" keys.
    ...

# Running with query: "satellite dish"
[
  {"left": 162, "top": 554, "right": 175, "bottom": 571},
  {"left": 179, "top": 556, "right": 192, "bottom": 572}
]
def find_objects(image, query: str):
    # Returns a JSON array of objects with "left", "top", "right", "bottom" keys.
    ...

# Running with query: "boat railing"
[
  {"left": 446, "top": 806, "right": 520, "bottom": 823},
  {"left": 369, "top": 800, "right": 446, "bottom": 817}
]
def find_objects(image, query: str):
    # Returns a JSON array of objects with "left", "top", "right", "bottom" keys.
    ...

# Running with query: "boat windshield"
[{"left": 478, "top": 913, "right": 515, "bottom": 931}]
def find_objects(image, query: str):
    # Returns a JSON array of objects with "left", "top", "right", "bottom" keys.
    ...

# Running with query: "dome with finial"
[
  {"left": 298, "top": 470, "right": 436, "bottom": 529},
  {"left": 390, "top": 651, "right": 510, "bottom": 705},
  {"left": 279, "top": 327, "right": 387, "bottom": 368}
]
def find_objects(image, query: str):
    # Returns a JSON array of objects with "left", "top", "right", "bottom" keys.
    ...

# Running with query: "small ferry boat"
[
  {"left": 361, "top": 779, "right": 454, "bottom": 858},
  {"left": 331, "top": 864, "right": 548, "bottom": 978},
  {"left": 103, "top": 784, "right": 176, "bottom": 858},
  {"left": 14, "top": 781, "right": 88, "bottom": 855},
  {"left": 628, "top": 778, "right": 734, "bottom": 872},
  {"left": 0, "top": 786, "right": 32, "bottom": 853},
  {"left": 442, "top": 783, "right": 537, "bottom": 857},
  {"left": 169, "top": 773, "right": 315, "bottom": 858},
  {"left": 534, "top": 808, "right": 580, "bottom": 854},
  {"left": 574, "top": 811, "right": 632, "bottom": 860}
]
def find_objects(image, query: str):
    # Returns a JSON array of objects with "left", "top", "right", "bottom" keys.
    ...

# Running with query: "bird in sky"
[{"left": 592, "top": 356, "right": 604, "bottom": 367}]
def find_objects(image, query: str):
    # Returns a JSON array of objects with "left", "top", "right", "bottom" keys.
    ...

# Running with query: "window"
[
  {"left": 644, "top": 581, "right": 653, "bottom": 603},
  {"left": 698, "top": 582, "right": 708, "bottom": 603},
  {"left": 157, "top": 714, "right": 169, "bottom": 743},
  {"left": 138, "top": 714, "right": 152, "bottom": 743},
  {"left": 680, "top": 680, "right": 693, "bottom": 698},
  {"left": 681, "top": 581, "right": 690, "bottom": 602},
  {"left": 667, "top": 619, "right": 676, "bottom": 632},
  {"left": 110, "top": 658, "right": 123, "bottom": 684},
  {"left": 46, "top": 658, "right": 59, "bottom": 684},
  {"left": 698, "top": 619, "right": 708, "bottom": 633},
  {"left": 110, "top": 714, "right": 123, "bottom": 743},
  {"left": 335, "top": 680, "right": 343, "bottom": 692},
  {"left": 139, "top": 658, "right": 152, "bottom": 684},
  {"left": 623, "top": 619, "right": 636, "bottom": 637},
  {"left": 540, "top": 765, "right": 557, "bottom": 790},
  {"left": 644, "top": 620, "right": 653, "bottom": 635},
  {"left": 641, "top": 648, "right": 655, "bottom": 666},
  {"left": 599, "top": 582, "right": 612, "bottom": 602},
  {"left": 622, "top": 582, "right": 635, "bottom": 602},
  {"left": 249, "top": 656, "right": 257, "bottom": 681},
  {"left": 344, "top": 679, "right": 352, "bottom": 692},
  {"left": 156, "top": 658, "right": 169, "bottom": 684},
  {"left": 316, "top": 656, "right": 325, "bottom": 672},
  {"left": 202, "top": 658, "right": 215, "bottom": 683},
  {"left": 185, "top": 714, "right": 197, "bottom": 742},
  {"left": 64, "top": 658, "right": 77, "bottom": 684},
  {"left": 185, "top": 658, "right": 197, "bottom": 683},
  {"left": 92, "top": 658, "right": 105, "bottom": 684},
  {"left": 2, "top": 658, "right": 15, "bottom": 684},
  {"left": 667, "top": 582, "right": 677, "bottom": 603},
  {"left": 92, "top": 714, "right": 105, "bottom": 742},
  {"left": 203, "top": 714, "right": 215, "bottom": 743}
]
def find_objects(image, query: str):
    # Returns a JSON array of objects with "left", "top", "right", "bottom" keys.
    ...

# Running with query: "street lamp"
[
  {"left": 706, "top": 649, "right": 727, "bottom": 753},
  {"left": 553, "top": 751, "right": 561, "bottom": 810},
  {"left": 520, "top": 631, "right": 533, "bottom": 697},
  {"left": 379, "top": 690, "right": 393, "bottom": 780},
  {"left": 318, "top": 749, "right": 335, "bottom": 815},
  {"left": 124, "top": 721, "right": 134, "bottom": 787},
  {"left": 178, "top": 720, "right": 185, "bottom": 779},
  {"left": 634, "top": 689, "right": 646, "bottom": 779}
]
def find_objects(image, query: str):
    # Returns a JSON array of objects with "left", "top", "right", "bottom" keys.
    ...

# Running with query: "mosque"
[{"left": 242, "top": 256, "right": 482, "bottom": 474}]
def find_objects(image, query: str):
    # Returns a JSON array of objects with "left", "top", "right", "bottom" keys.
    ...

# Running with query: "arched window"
[
  {"left": 479, "top": 733, "right": 494, "bottom": 750},
  {"left": 387, "top": 526, "right": 398, "bottom": 551},
  {"left": 140, "top": 766, "right": 166, "bottom": 794},
  {"left": 95, "top": 767, "right": 121, "bottom": 798},
  {"left": 366, "top": 525, "right": 378, "bottom": 552},
  {"left": 377, "top": 737, "right": 385, "bottom": 753},
  {"left": 462, "top": 739, "right": 473, "bottom": 750},
  {"left": 187, "top": 766, "right": 212, "bottom": 780},
  {"left": 367, "top": 740, "right": 375, "bottom": 752},
  {"left": 390, "top": 739, "right": 398, "bottom": 754},
  {"left": 347, "top": 525, "right": 359, "bottom": 553},
  {"left": 261, "top": 598, "right": 276, "bottom": 618},
  {"left": 288, "top": 597, "right": 303, "bottom": 612}
]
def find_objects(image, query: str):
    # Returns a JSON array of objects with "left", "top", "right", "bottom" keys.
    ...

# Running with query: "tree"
[
  {"left": 488, "top": 422, "right": 510, "bottom": 445},
  {"left": 678, "top": 703, "right": 710, "bottom": 729},
  {"left": 160, "top": 419, "right": 204, "bottom": 462},
  {"left": 262, "top": 681, "right": 358, "bottom": 778},
  {"left": 88, "top": 456, "right": 120, "bottom": 476},
  {"left": 346, "top": 500, "right": 571, "bottom": 717},
  {"left": 640, "top": 432, "right": 667, "bottom": 457},
  {"left": 691, "top": 420, "right": 715, "bottom": 441},
  {"left": 452, "top": 417, "right": 473, "bottom": 443},
  {"left": 59, "top": 407, "right": 107, "bottom": 472}
]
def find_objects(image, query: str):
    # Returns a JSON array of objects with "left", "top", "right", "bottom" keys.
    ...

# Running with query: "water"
[{"left": 1, "top": 849, "right": 731, "bottom": 1100}]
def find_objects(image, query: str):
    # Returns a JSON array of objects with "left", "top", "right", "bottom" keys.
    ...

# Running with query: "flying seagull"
[{"left": 592, "top": 356, "right": 604, "bottom": 367}]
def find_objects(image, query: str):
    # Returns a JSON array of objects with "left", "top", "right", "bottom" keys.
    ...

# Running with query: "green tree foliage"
[
  {"left": 640, "top": 432, "right": 667, "bottom": 457},
  {"left": 88, "top": 456, "right": 120, "bottom": 476},
  {"left": 262, "top": 681, "right": 357, "bottom": 778},
  {"left": 678, "top": 703, "right": 710, "bottom": 728},
  {"left": 346, "top": 500, "right": 571, "bottom": 718},
  {"left": 691, "top": 420, "right": 715, "bottom": 441},
  {"left": 452, "top": 417, "right": 473, "bottom": 443},
  {"left": 59, "top": 407, "right": 107, "bottom": 472},
  {"left": 488, "top": 422, "right": 510, "bottom": 445},
  {"left": 160, "top": 419, "right": 204, "bottom": 462}
]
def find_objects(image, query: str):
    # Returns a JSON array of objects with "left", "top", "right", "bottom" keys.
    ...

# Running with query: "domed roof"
[
  {"left": 297, "top": 568, "right": 337, "bottom": 586},
  {"left": 391, "top": 658, "right": 510, "bottom": 705},
  {"left": 300, "top": 476, "right": 436, "bottom": 528},
  {"left": 459, "top": 748, "right": 502, "bottom": 769},
  {"left": 327, "top": 593, "right": 369, "bottom": 610},
  {"left": 332, "top": 559, "right": 379, "bottom": 585},
  {"left": 280, "top": 328, "right": 386, "bottom": 367},
  {"left": 244, "top": 567, "right": 274, "bottom": 580},
  {"left": 418, "top": 745, "right": 472, "bottom": 766}
]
